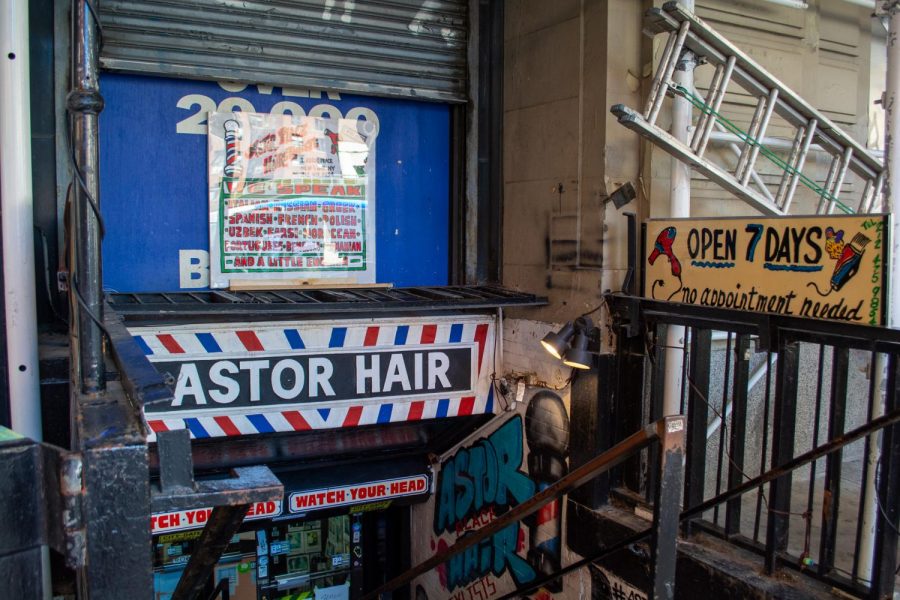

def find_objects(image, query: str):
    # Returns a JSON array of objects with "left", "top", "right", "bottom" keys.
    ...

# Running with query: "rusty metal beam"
[{"left": 171, "top": 505, "right": 249, "bottom": 600}]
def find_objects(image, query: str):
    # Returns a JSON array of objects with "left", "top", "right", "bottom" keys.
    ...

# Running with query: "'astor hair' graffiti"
[{"left": 433, "top": 416, "right": 537, "bottom": 590}]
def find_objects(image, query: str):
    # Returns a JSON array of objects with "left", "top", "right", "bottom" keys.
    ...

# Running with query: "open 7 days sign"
[
  {"left": 131, "top": 316, "right": 497, "bottom": 439},
  {"left": 644, "top": 215, "right": 888, "bottom": 325}
]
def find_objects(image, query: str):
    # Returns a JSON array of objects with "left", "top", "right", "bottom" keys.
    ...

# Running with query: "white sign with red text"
[
  {"left": 289, "top": 475, "right": 429, "bottom": 513},
  {"left": 151, "top": 500, "right": 283, "bottom": 534}
]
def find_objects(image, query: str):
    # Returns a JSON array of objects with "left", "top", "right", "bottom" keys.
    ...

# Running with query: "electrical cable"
[
  {"left": 35, "top": 224, "right": 68, "bottom": 325},
  {"left": 64, "top": 111, "right": 106, "bottom": 239}
]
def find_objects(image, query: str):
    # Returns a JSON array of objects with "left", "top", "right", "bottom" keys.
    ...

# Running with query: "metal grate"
[
  {"left": 107, "top": 285, "right": 546, "bottom": 319},
  {"left": 98, "top": 0, "right": 469, "bottom": 103}
]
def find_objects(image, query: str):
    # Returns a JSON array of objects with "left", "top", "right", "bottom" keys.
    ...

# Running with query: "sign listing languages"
[
  {"left": 208, "top": 110, "right": 376, "bottom": 286},
  {"left": 220, "top": 178, "right": 367, "bottom": 273}
]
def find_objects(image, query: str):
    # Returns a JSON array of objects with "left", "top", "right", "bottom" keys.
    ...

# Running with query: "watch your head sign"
[{"left": 644, "top": 215, "right": 888, "bottom": 325}]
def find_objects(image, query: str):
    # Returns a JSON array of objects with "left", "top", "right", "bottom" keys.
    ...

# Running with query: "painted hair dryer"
[{"left": 648, "top": 226, "right": 681, "bottom": 277}]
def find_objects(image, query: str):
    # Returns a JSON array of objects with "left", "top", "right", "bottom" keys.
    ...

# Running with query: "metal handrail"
[
  {"left": 206, "top": 578, "right": 230, "bottom": 600},
  {"left": 606, "top": 293, "right": 900, "bottom": 597},
  {"left": 499, "top": 404, "right": 900, "bottom": 600},
  {"left": 363, "top": 415, "right": 687, "bottom": 600}
]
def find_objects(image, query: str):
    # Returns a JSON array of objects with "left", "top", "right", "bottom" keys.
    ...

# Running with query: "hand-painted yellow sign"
[{"left": 643, "top": 215, "right": 888, "bottom": 325}]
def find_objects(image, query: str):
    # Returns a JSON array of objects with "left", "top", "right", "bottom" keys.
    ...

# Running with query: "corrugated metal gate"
[{"left": 98, "top": 0, "right": 468, "bottom": 103}]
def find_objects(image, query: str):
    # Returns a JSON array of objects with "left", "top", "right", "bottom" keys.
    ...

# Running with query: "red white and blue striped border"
[
  {"left": 129, "top": 317, "right": 496, "bottom": 441},
  {"left": 132, "top": 321, "right": 489, "bottom": 358}
]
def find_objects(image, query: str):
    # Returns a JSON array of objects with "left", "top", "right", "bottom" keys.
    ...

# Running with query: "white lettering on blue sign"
[
  {"left": 174, "top": 82, "right": 378, "bottom": 138},
  {"left": 179, "top": 250, "right": 209, "bottom": 289}
]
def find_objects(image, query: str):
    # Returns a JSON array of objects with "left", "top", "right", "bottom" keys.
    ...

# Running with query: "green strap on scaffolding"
[{"left": 669, "top": 83, "right": 854, "bottom": 215}]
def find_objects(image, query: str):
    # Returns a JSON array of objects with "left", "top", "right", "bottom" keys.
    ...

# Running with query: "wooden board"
[{"left": 228, "top": 279, "right": 393, "bottom": 291}]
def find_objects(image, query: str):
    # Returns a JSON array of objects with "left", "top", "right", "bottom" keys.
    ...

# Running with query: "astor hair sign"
[
  {"left": 644, "top": 215, "right": 888, "bottom": 325},
  {"left": 131, "top": 316, "right": 497, "bottom": 439}
]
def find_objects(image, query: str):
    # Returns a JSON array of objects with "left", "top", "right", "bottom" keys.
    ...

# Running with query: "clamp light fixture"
[
  {"left": 540, "top": 317, "right": 596, "bottom": 369},
  {"left": 540, "top": 321, "right": 575, "bottom": 359}
]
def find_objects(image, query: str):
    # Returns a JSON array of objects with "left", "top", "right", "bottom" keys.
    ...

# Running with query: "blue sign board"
[{"left": 99, "top": 73, "right": 451, "bottom": 292}]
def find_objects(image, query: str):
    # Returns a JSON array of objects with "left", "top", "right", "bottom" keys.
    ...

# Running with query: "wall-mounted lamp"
[
  {"left": 540, "top": 321, "right": 575, "bottom": 360},
  {"left": 606, "top": 181, "right": 636, "bottom": 210},
  {"left": 540, "top": 317, "right": 597, "bottom": 370}
]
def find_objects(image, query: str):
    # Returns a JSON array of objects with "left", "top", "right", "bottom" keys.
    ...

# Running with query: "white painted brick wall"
[{"left": 502, "top": 317, "right": 573, "bottom": 397}]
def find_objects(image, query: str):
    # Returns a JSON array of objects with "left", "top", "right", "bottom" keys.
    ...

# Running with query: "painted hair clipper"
[
  {"left": 648, "top": 226, "right": 681, "bottom": 277},
  {"left": 830, "top": 232, "right": 869, "bottom": 292}
]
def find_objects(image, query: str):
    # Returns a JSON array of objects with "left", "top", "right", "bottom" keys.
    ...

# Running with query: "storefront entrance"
[{"left": 153, "top": 511, "right": 367, "bottom": 600}]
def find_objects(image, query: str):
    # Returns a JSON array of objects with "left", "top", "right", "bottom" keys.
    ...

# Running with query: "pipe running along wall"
[{"left": 0, "top": 0, "right": 42, "bottom": 439}]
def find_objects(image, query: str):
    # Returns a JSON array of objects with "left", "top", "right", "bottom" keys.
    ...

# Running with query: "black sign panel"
[{"left": 148, "top": 346, "right": 474, "bottom": 413}]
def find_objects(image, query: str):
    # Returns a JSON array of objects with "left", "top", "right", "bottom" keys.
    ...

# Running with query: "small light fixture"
[
  {"left": 563, "top": 331, "right": 592, "bottom": 369},
  {"left": 541, "top": 317, "right": 597, "bottom": 369},
  {"left": 540, "top": 322, "right": 575, "bottom": 360},
  {"left": 606, "top": 181, "right": 636, "bottom": 210}
]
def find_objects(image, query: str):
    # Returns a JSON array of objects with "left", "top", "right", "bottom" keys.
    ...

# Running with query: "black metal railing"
[{"left": 606, "top": 294, "right": 900, "bottom": 599}]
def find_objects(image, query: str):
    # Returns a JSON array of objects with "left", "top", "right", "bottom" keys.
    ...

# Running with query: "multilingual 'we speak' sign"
[{"left": 643, "top": 215, "right": 888, "bottom": 325}]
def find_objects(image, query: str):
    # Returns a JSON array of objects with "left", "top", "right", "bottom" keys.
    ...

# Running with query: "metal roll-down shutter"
[{"left": 98, "top": 0, "right": 468, "bottom": 103}]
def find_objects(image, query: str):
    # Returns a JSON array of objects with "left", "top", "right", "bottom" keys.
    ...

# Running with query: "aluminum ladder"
[{"left": 612, "top": 1, "right": 884, "bottom": 216}]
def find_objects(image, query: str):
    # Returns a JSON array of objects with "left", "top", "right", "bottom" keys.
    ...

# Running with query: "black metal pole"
[
  {"left": 68, "top": 0, "right": 105, "bottom": 394},
  {"left": 683, "top": 327, "right": 711, "bottom": 534},
  {"left": 819, "top": 346, "right": 848, "bottom": 577},
  {"left": 765, "top": 340, "right": 799, "bottom": 573},
  {"left": 870, "top": 355, "right": 900, "bottom": 598},
  {"left": 725, "top": 334, "right": 750, "bottom": 536},
  {"left": 650, "top": 418, "right": 686, "bottom": 599}
]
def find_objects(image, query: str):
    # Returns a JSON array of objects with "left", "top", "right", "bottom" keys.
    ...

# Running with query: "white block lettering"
[
  {"left": 173, "top": 363, "right": 206, "bottom": 406},
  {"left": 383, "top": 353, "right": 411, "bottom": 393},
  {"left": 356, "top": 354, "right": 380, "bottom": 394},
  {"left": 428, "top": 352, "right": 451, "bottom": 389},
  {"left": 209, "top": 360, "right": 239, "bottom": 403},
  {"left": 308, "top": 358, "right": 335, "bottom": 397},
  {"left": 271, "top": 359, "right": 304, "bottom": 399},
  {"left": 239, "top": 360, "right": 270, "bottom": 401},
  {"left": 179, "top": 250, "right": 209, "bottom": 289}
]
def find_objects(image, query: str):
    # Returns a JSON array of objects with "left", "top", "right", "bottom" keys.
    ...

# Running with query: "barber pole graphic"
[
  {"left": 525, "top": 391, "right": 568, "bottom": 591},
  {"left": 132, "top": 316, "right": 497, "bottom": 441},
  {"left": 223, "top": 119, "right": 242, "bottom": 193}
]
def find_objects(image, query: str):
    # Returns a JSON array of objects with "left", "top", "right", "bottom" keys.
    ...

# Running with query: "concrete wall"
[
  {"left": 502, "top": 0, "right": 646, "bottom": 326},
  {"left": 499, "top": 0, "right": 881, "bottom": 467}
]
